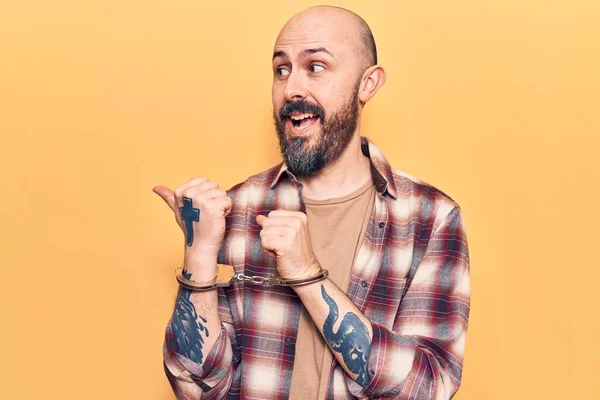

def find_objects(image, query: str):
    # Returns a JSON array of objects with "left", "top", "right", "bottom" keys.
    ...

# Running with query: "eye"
[
  {"left": 276, "top": 67, "right": 290, "bottom": 77},
  {"left": 310, "top": 64, "right": 325, "bottom": 73}
]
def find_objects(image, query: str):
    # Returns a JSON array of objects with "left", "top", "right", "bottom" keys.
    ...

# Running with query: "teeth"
[{"left": 290, "top": 113, "right": 316, "bottom": 121}]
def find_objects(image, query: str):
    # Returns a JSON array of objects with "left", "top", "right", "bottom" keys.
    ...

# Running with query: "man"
[{"left": 153, "top": 5, "right": 470, "bottom": 400}]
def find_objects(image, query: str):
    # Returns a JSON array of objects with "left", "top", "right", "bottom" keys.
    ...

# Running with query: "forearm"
[
  {"left": 165, "top": 251, "right": 223, "bottom": 365},
  {"left": 294, "top": 276, "right": 459, "bottom": 399},
  {"left": 293, "top": 277, "right": 374, "bottom": 387},
  {"left": 163, "top": 250, "right": 238, "bottom": 398}
]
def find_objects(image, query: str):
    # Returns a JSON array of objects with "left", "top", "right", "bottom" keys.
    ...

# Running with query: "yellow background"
[{"left": 1, "top": 1, "right": 598, "bottom": 399}]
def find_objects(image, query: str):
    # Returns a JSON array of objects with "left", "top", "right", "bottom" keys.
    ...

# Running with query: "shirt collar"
[{"left": 269, "top": 136, "right": 398, "bottom": 200}]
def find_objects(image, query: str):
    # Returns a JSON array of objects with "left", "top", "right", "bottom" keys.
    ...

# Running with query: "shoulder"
[
  {"left": 225, "top": 163, "right": 283, "bottom": 204},
  {"left": 388, "top": 167, "right": 462, "bottom": 226}
]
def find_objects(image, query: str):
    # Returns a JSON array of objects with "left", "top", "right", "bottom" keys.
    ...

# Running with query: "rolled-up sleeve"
[
  {"left": 163, "top": 321, "right": 236, "bottom": 399},
  {"left": 348, "top": 206, "right": 471, "bottom": 399}
]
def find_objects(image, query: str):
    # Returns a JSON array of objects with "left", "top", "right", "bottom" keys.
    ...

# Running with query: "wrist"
[
  {"left": 185, "top": 239, "right": 221, "bottom": 253},
  {"left": 284, "top": 259, "right": 321, "bottom": 280},
  {"left": 184, "top": 250, "right": 218, "bottom": 280},
  {"left": 184, "top": 242, "right": 219, "bottom": 260}
]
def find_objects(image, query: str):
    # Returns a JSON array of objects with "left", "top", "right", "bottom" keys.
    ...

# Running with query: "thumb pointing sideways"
[{"left": 152, "top": 186, "right": 176, "bottom": 212}]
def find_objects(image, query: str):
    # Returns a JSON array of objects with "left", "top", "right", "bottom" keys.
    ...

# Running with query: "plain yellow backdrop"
[{"left": 1, "top": 0, "right": 598, "bottom": 399}]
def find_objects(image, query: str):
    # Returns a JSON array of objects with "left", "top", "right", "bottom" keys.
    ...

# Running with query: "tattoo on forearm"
[
  {"left": 171, "top": 269, "right": 210, "bottom": 363},
  {"left": 321, "top": 285, "right": 372, "bottom": 387},
  {"left": 179, "top": 197, "right": 200, "bottom": 246}
]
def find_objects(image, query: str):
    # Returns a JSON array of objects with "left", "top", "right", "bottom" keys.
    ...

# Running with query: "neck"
[{"left": 298, "top": 134, "right": 372, "bottom": 200}]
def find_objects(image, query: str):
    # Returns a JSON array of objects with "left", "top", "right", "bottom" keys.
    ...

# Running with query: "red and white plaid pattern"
[{"left": 164, "top": 137, "right": 470, "bottom": 399}]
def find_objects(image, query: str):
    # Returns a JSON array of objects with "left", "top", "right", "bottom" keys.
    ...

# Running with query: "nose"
[{"left": 283, "top": 71, "right": 307, "bottom": 102}]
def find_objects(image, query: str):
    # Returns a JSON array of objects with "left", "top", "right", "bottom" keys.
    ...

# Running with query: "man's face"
[{"left": 272, "top": 11, "right": 365, "bottom": 177}]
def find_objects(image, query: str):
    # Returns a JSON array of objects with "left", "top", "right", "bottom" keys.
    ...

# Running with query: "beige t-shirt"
[{"left": 289, "top": 178, "right": 376, "bottom": 399}]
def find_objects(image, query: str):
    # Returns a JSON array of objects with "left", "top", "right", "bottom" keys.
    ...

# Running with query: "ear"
[{"left": 358, "top": 65, "right": 386, "bottom": 103}]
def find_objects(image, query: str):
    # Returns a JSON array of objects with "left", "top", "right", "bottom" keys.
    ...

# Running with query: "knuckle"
[{"left": 182, "top": 188, "right": 195, "bottom": 200}]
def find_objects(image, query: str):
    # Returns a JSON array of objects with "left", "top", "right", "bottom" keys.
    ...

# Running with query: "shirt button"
[
  {"left": 284, "top": 338, "right": 292, "bottom": 345},
  {"left": 378, "top": 222, "right": 385, "bottom": 229},
  {"left": 361, "top": 280, "right": 368, "bottom": 288}
]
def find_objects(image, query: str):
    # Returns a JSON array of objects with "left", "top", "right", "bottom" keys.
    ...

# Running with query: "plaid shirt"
[{"left": 163, "top": 137, "right": 471, "bottom": 400}]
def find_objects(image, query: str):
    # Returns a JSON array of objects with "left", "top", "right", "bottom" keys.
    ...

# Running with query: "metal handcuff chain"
[{"left": 176, "top": 263, "right": 329, "bottom": 291}]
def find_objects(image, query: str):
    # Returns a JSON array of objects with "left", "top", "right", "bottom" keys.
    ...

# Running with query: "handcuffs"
[{"left": 176, "top": 263, "right": 329, "bottom": 291}]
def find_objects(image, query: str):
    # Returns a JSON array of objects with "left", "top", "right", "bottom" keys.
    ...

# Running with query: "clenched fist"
[
  {"left": 153, "top": 177, "right": 232, "bottom": 260},
  {"left": 256, "top": 210, "right": 320, "bottom": 280}
]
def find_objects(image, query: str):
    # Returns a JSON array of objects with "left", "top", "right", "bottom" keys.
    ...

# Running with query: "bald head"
[
  {"left": 276, "top": 6, "right": 377, "bottom": 71},
  {"left": 317, "top": 6, "right": 378, "bottom": 66}
]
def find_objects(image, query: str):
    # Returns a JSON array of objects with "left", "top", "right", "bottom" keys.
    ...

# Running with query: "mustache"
[{"left": 278, "top": 100, "right": 325, "bottom": 122}]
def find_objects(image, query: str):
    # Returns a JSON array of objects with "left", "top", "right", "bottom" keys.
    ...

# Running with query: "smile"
[{"left": 287, "top": 112, "right": 320, "bottom": 134}]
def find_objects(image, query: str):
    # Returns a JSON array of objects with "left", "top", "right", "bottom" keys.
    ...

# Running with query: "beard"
[{"left": 273, "top": 81, "right": 360, "bottom": 178}]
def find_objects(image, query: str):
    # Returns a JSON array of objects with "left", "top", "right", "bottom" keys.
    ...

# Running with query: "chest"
[{"left": 219, "top": 190, "right": 417, "bottom": 398}]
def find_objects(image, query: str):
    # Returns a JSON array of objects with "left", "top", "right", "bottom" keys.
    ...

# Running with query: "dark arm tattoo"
[
  {"left": 170, "top": 269, "right": 210, "bottom": 364},
  {"left": 321, "top": 285, "right": 372, "bottom": 387},
  {"left": 179, "top": 197, "right": 200, "bottom": 246}
]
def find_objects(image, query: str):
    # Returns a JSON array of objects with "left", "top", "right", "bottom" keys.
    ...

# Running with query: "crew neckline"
[{"left": 303, "top": 178, "right": 374, "bottom": 206}]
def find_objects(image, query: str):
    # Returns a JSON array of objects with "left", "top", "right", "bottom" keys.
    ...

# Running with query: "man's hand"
[
  {"left": 153, "top": 177, "right": 232, "bottom": 275},
  {"left": 256, "top": 210, "right": 320, "bottom": 280}
]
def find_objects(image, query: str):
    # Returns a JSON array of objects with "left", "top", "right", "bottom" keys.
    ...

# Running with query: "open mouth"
[{"left": 287, "top": 112, "right": 320, "bottom": 133}]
